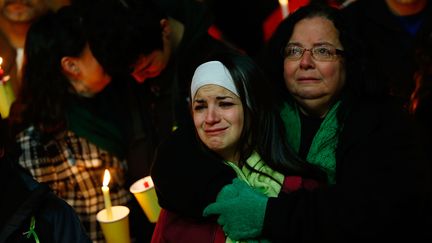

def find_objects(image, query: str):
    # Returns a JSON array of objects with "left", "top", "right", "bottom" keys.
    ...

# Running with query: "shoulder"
[
  {"left": 347, "top": 96, "right": 411, "bottom": 124},
  {"left": 339, "top": 95, "right": 417, "bottom": 149},
  {"left": 152, "top": 124, "right": 220, "bottom": 170},
  {"left": 37, "top": 193, "right": 91, "bottom": 243}
]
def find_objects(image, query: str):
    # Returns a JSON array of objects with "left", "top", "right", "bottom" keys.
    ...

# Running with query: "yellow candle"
[
  {"left": 102, "top": 169, "right": 113, "bottom": 219},
  {"left": 0, "top": 57, "right": 15, "bottom": 118},
  {"left": 0, "top": 80, "right": 14, "bottom": 118}
]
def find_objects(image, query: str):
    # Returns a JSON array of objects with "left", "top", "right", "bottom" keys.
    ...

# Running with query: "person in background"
[
  {"left": 151, "top": 52, "right": 327, "bottom": 242},
  {"left": 8, "top": 6, "right": 132, "bottom": 242},
  {"left": 204, "top": 3, "right": 432, "bottom": 242},
  {"left": 79, "top": 0, "right": 238, "bottom": 186},
  {"left": 0, "top": 0, "right": 50, "bottom": 117},
  {"left": 342, "top": 0, "right": 432, "bottom": 106},
  {"left": 83, "top": 0, "right": 236, "bottom": 144},
  {"left": 77, "top": 1, "right": 238, "bottom": 240},
  {"left": 0, "top": 114, "right": 91, "bottom": 243},
  {"left": 254, "top": 0, "right": 357, "bottom": 92}
]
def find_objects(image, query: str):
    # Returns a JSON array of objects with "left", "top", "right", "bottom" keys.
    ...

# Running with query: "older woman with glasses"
[{"left": 204, "top": 3, "right": 432, "bottom": 242}]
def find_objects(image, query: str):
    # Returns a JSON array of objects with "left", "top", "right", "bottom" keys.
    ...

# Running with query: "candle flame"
[
  {"left": 103, "top": 169, "right": 111, "bottom": 186},
  {"left": 278, "top": 0, "right": 288, "bottom": 5}
]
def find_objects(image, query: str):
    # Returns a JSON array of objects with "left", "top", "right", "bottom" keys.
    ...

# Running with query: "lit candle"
[
  {"left": 0, "top": 57, "right": 9, "bottom": 81},
  {"left": 102, "top": 169, "right": 113, "bottom": 219},
  {"left": 0, "top": 56, "right": 15, "bottom": 118},
  {"left": 0, "top": 57, "right": 4, "bottom": 77},
  {"left": 278, "top": 0, "right": 289, "bottom": 19}
]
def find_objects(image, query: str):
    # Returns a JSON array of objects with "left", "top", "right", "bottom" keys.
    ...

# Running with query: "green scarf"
[
  {"left": 226, "top": 152, "right": 284, "bottom": 198},
  {"left": 66, "top": 101, "right": 126, "bottom": 158},
  {"left": 280, "top": 101, "right": 341, "bottom": 184}
]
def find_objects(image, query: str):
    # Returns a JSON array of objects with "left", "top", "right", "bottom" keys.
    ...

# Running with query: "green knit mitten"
[{"left": 203, "top": 178, "right": 268, "bottom": 240}]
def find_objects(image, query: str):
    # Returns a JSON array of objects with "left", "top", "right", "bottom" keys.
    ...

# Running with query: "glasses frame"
[{"left": 281, "top": 44, "right": 345, "bottom": 61}]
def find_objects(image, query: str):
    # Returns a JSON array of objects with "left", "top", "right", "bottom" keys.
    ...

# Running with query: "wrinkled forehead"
[{"left": 289, "top": 16, "right": 341, "bottom": 47}]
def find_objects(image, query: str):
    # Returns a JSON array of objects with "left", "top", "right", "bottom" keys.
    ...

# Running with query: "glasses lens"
[
  {"left": 283, "top": 44, "right": 342, "bottom": 61},
  {"left": 312, "top": 46, "right": 336, "bottom": 61},
  {"left": 284, "top": 46, "right": 303, "bottom": 59}
]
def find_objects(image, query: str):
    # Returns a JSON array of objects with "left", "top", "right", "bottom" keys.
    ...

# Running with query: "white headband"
[{"left": 191, "top": 61, "right": 239, "bottom": 99}]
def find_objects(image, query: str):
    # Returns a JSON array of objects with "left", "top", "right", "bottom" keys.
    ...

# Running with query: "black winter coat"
[
  {"left": 0, "top": 158, "right": 91, "bottom": 243},
  {"left": 263, "top": 97, "right": 432, "bottom": 242}
]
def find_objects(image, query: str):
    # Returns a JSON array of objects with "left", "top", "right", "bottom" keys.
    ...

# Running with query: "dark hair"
[
  {"left": 260, "top": 2, "right": 385, "bottom": 133},
  {"left": 261, "top": 3, "right": 381, "bottom": 116},
  {"left": 9, "top": 6, "right": 87, "bottom": 135},
  {"left": 82, "top": 0, "right": 167, "bottom": 76},
  {"left": 0, "top": 115, "right": 9, "bottom": 158},
  {"left": 193, "top": 52, "right": 326, "bottom": 181}
]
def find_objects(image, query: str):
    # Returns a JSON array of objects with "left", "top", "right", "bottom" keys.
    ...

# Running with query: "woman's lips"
[
  {"left": 297, "top": 77, "right": 320, "bottom": 82},
  {"left": 205, "top": 127, "right": 227, "bottom": 135}
]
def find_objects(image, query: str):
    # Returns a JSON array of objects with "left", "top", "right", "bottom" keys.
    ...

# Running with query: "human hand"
[{"left": 203, "top": 178, "right": 269, "bottom": 240}]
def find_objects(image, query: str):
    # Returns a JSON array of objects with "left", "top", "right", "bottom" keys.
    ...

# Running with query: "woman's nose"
[
  {"left": 205, "top": 106, "right": 221, "bottom": 124},
  {"left": 299, "top": 50, "right": 315, "bottom": 69}
]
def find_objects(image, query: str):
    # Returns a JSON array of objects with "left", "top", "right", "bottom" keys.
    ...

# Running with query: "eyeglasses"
[{"left": 282, "top": 44, "right": 344, "bottom": 61}]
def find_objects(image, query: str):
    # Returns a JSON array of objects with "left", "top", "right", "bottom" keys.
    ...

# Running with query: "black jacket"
[
  {"left": 0, "top": 157, "right": 91, "bottom": 243},
  {"left": 263, "top": 96, "right": 432, "bottom": 242}
]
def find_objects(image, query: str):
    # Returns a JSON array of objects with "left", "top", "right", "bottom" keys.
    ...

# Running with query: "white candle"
[
  {"left": 102, "top": 169, "right": 113, "bottom": 219},
  {"left": 279, "top": 0, "right": 289, "bottom": 19}
]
